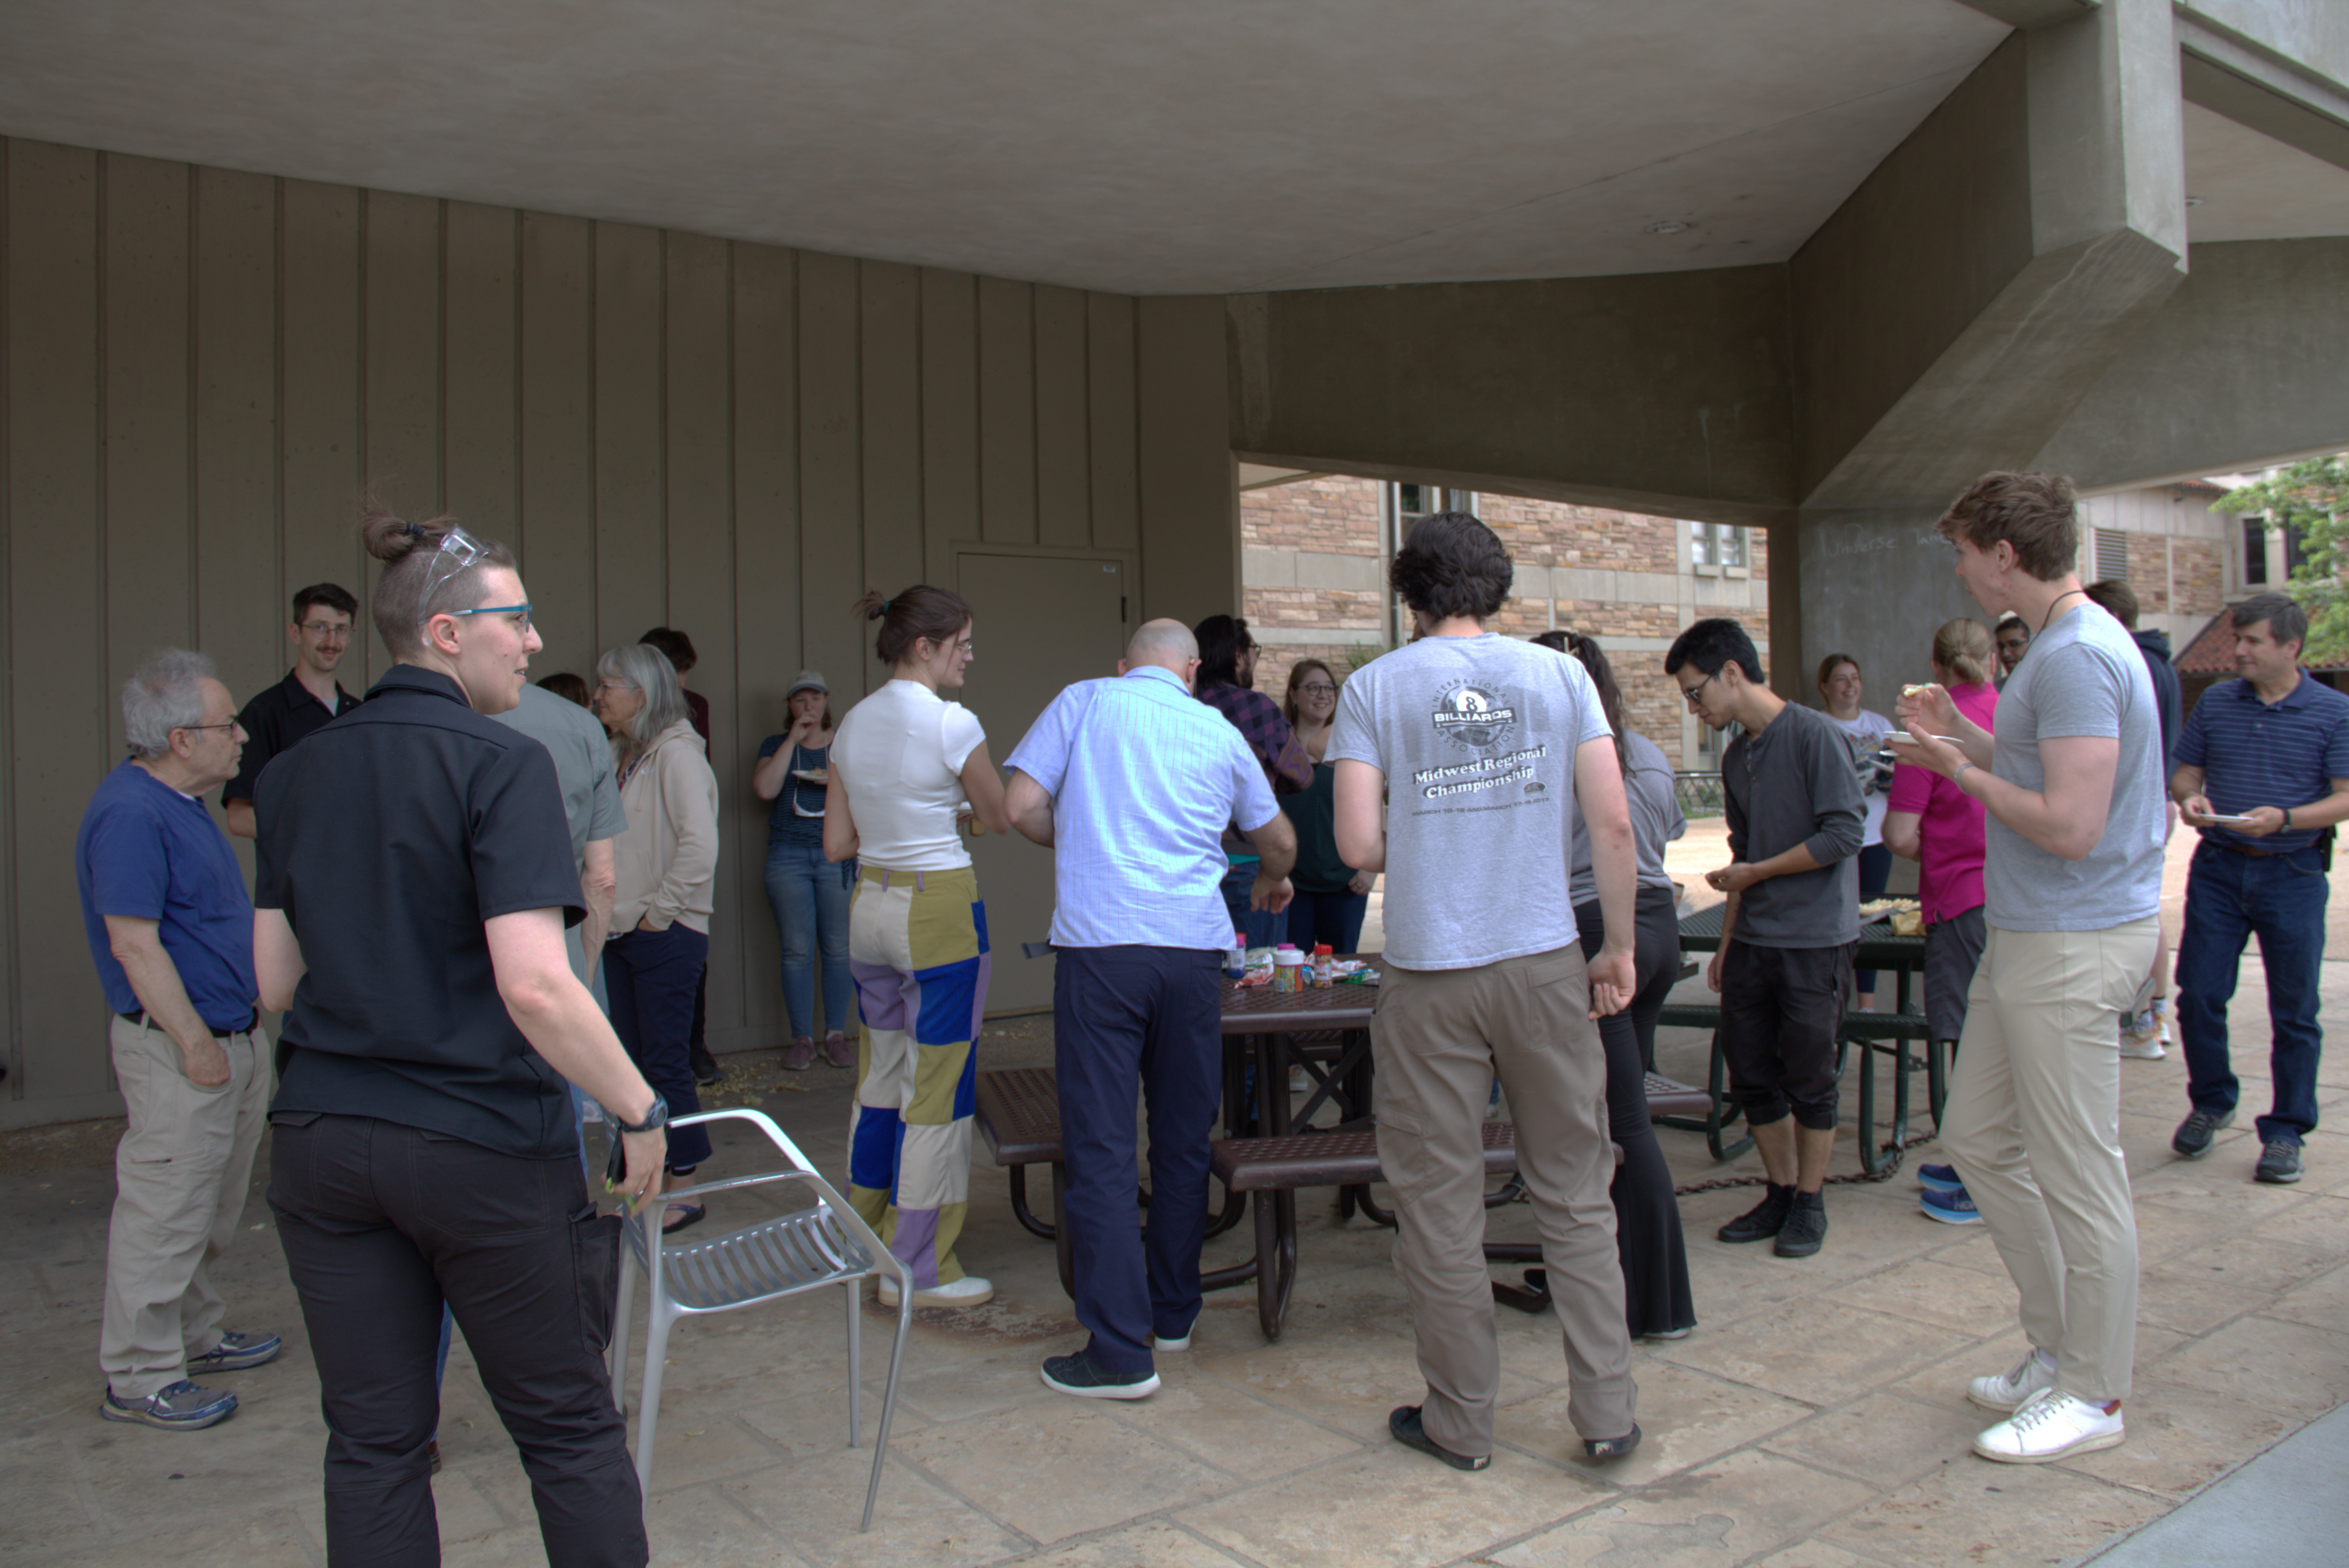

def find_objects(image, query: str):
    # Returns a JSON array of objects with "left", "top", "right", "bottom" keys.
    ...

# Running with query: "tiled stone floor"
[{"left": 5, "top": 834, "right": 2345, "bottom": 1565}]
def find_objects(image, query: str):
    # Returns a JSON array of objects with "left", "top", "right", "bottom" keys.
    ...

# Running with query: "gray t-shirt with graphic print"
[{"left": 1327, "top": 633, "right": 1612, "bottom": 971}]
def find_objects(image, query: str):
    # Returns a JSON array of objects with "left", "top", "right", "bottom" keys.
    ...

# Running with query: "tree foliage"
[{"left": 2214, "top": 454, "right": 2349, "bottom": 663}]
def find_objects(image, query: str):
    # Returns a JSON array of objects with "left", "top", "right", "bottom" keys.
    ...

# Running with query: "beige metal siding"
[{"left": 0, "top": 135, "right": 1236, "bottom": 1127}]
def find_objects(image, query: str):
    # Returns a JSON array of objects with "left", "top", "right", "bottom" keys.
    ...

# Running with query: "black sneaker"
[
  {"left": 1039, "top": 1351, "right": 1160, "bottom": 1400},
  {"left": 1716, "top": 1182, "right": 1793, "bottom": 1244},
  {"left": 1584, "top": 1423, "right": 1642, "bottom": 1460},
  {"left": 1773, "top": 1189, "right": 1827, "bottom": 1258},
  {"left": 2255, "top": 1141, "right": 2304, "bottom": 1184},
  {"left": 1389, "top": 1405, "right": 1489, "bottom": 1471},
  {"left": 690, "top": 1044, "right": 724, "bottom": 1085},
  {"left": 2172, "top": 1108, "right": 2234, "bottom": 1159}
]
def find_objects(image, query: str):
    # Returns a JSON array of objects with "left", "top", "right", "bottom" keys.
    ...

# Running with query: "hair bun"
[{"left": 360, "top": 503, "right": 438, "bottom": 564}]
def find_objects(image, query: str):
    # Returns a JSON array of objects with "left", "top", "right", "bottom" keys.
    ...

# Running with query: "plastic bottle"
[
  {"left": 1312, "top": 943, "right": 1334, "bottom": 988},
  {"left": 1227, "top": 930, "right": 1247, "bottom": 981},
  {"left": 1273, "top": 947, "right": 1306, "bottom": 993}
]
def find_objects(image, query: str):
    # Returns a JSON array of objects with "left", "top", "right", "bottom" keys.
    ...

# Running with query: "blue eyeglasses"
[{"left": 445, "top": 602, "right": 533, "bottom": 633}]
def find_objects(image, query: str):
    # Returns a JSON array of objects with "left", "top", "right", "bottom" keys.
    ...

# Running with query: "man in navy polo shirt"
[
  {"left": 2170, "top": 593, "right": 2349, "bottom": 1184},
  {"left": 76, "top": 650, "right": 278, "bottom": 1430}
]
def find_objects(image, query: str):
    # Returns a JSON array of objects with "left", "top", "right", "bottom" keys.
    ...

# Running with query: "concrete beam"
[
  {"left": 1954, "top": 0, "right": 2102, "bottom": 30},
  {"left": 2179, "top": 21, "right": 2349, "bottom": 175}
]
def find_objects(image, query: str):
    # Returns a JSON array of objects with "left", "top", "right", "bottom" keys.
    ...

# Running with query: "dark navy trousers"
[
  {"left": 2176, "top": 839, "right": 2329, "bottom": 1145},
  {"left": 1054, "top": 945, "right": 1224, "bottom": 1374}
]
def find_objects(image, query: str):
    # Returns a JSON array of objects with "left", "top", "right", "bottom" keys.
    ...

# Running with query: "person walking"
[
  {"left": 827, "top": 586, "right": 1013, "bottom": 1308},
  {"left": 1671, "top": 618, "right": 1864, "bottom": 1260},
  {"left": 2168, "top": 593, "right": 2349, "bottom": 1185},
  {"left": 754, "top": 671, "right": 857, "bottom": 1071},
  {"left": 255, "top": 510, "right": 664, "bottom": 1565},
  {"left": 78, "top": 650, "right": 276, "bottom": 1432},
  {"left": 1883, "top": 618, "right": 2000, "bottom": 1225},
  {"left": 1332, "top": 512, "right": 1643, "bottom": 1470},
  {"left": 1004, "top": 620, "right": 1295, "bottom": 1396},
  {"left": 1897, "top": 471, "right": 2165, "bottom": 1466},
  {"left": 1277, "top": 658, "right": 1374, "bottom": 954},
  {"left": 2083, "top": 580, "right": 2184, "bottom": 1060},
  {"left": 593, "top": 641, "right": 721, "bottom": 1235},
  {"left": 1546, "top": 630, "right": 1696, "bottom": 1341},
  {"left": 1816, "top": 653, "right": 1896, "bottom": 1011}
]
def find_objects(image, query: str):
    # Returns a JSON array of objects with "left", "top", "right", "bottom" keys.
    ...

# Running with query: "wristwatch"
[
  {"left": 611, "top": 1095, "right": 670, "bottom": 1135},
  {"left": 1953, "top": 760, "right": 1973, "bottom": 786}
]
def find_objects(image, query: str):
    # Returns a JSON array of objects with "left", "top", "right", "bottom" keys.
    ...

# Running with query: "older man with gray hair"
[{"left": 74, "top": 650, "right": 277, "bottom": 1430}]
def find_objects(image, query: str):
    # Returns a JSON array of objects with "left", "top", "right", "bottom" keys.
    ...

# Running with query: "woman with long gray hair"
[{"left": 593, "top": 641, "right": 721, "bottom": 1233}]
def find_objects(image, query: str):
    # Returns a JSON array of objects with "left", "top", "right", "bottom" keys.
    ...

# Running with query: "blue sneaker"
[
  {"left": 1921, "top": 1184, "right": 1982, "bottom": 1224},
  {"left": 101, "top": 1380, "right": 238, "bottom": 1430},
  {"left": 1918, "top": 1162, "right": 1963, "bottom": 1194},
  {"left": 187, "top": 1331, "right": 280, "bottom": 1373}
]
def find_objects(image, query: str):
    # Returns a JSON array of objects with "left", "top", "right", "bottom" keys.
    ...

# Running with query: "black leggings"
[{"left": 1576, "top": 887, "right": 1695, "bottom": 1338}]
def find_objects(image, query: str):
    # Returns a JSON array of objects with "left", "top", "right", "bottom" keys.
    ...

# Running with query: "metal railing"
[{"left": 1674, "top": 770, "right": 1726, "bottom": 818}]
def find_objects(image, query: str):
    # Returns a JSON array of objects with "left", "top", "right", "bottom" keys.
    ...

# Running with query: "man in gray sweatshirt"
[{"left": 1668, "top": 618, "right": 1864, "bottom": 1258}]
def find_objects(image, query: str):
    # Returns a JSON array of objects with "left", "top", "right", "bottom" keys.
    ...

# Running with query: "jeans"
[
  {"left": 1854, "top": 842, "right": 1892, "bottom": 995},
  {"left": 268, "top": 1113, "right": 646, "bottom": 1568},
  {"left": 765, "top": 839, "right": 855, "bottom": 1039},
  {"left": 604, "top": 925, "right": 713, "bottom": 1171},
  {"left": 1220, "top": 860, "right": 1288, "bottom": 949},
  {"left": 1286, "top": 888, "right": 1369, "bottom": 955},
  {"left": 2175, "top": 841, "right": 2329, "bottom": 1145}
]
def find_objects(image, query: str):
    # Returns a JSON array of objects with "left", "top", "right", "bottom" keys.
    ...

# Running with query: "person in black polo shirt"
[
  {"left": 2170, "top": 593, "right": 2349, "bottom": 1185},
  {"left": 255, "top": 508, "right": 667, "bottom": 1567},
  {"left": 222, "top": 582, "right": 363, "bottom": 840}
]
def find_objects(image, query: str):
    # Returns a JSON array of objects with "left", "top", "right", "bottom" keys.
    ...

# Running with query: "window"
[
  {"left": 2285, "top": 521, "right": 2310, "bottom": 578},
  {"left": 2244, "top": 518, "right": 2268, "bottom": 585},
  {"left": 2094, "top": 528, "right": 2128, "bottom": 582},
  {"left": 1688, "top": 521, "right": 1747, "bottom": 571}
]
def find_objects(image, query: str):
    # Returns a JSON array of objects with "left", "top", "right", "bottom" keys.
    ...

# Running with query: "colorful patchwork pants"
[{"left": 847, "top": 865, "right": 990, "bottom": 1287}]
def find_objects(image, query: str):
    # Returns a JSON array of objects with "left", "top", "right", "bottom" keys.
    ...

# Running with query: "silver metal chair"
[{"left": 607, "top": 1108, "right": 913, "bottom": 1531}]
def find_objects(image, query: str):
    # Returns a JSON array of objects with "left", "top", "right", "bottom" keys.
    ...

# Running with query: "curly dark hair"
[{"left": 1391, "top": 511, "right": 1513, "bottom": 623}]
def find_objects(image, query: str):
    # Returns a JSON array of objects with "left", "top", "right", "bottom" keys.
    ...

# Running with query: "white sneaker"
[
  {"left": 2154, "top": 998, "right": 2173, "bottom": 1044},
  {"left": 877, "top": 1274, "right": 994, "bottom": 1308},
  {"left": 1968, "top": 1348, "right": 2058, "bottom": 1412},
  {"left": 1972, "top": 1389, "right": 2125, "bottom": 1464},
  {"left": 1153, "top": 1316, "right": 1199, "bottom": 1352},
  {"left": 2118, "top": 1008, "right": 2166, "bottom": 1059}
]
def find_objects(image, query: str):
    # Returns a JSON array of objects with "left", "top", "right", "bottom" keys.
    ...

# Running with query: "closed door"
[{"left": 954, "top": 550, "right": 1130, "bottom": 1012}]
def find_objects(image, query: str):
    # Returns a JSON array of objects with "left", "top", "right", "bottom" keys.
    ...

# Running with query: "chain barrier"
[{"left": 1669, "top": 1126, "right": 1940, "bottom": 1196}]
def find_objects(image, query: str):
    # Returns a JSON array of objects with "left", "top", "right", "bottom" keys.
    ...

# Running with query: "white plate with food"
[{"left": 791, "top": 767, "right": 830, "bottom": 784}]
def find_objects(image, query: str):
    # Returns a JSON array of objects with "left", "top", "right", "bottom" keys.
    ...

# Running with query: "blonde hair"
[{"left": 1932, "top": 617, "right": 1995, "bottom": 687}]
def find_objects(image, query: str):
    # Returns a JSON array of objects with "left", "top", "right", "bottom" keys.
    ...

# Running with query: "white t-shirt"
[
  {"left": 833, "top": 680, "right": 987, "bottom": 872},
  {"left": 1821, "top": 708, "right": 1893, "bottom": 847}
]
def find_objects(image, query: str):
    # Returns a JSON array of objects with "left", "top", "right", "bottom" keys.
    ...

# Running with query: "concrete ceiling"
[
  {"left": 0, "top": 0, "right": 2012, "bottom": 296},
  {"left": 2183, "top": 100, "right": 2349, "bottom": 241}
]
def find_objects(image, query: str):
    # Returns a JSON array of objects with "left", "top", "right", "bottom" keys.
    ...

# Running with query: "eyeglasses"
[
  {"left": 298, "top": 622, "right": 351, "bottom": 641},
  {"left": 175, "top": 721, "right": 239, "bottom": 737},
  {"left": 1298, "top": 683, "right": 1337, "bottom": 696},
  {"left": 1679, "top": 669, "right": 1724, "bottom": 709},
  {"left": 446, "top": 602, "right": 533, "bottom": 633},
  {"left": 415, "top": 524, "right": 489, "bottom": 621}
]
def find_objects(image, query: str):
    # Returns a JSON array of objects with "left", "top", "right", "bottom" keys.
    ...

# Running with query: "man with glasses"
[
  {"left": 223, "top": 584, "right": 363, "bottom": 840},
  {"left": 77, "top": 650, "right": 276, "bottom": 1429},
  {"left": 1667, "top": 617, "right": 1864, "bottom": 1260}
]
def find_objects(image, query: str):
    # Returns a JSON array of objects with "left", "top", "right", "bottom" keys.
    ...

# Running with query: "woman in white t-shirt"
[
  {"left": 825, "top": 585, "right": 1012, "bottom": 1308},
  {"left": 1817, "top": 653, "right": 1895, "bottom": 1010}
]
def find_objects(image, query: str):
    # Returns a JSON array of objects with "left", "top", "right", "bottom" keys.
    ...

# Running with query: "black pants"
[
  {"left": 1577, "top": 888, "right": 1695, "bottom": 1338},
  {"left": 1054, "top": 945, "right": 1224, "bottom": 1374},
  {"left": 604, "top": 925, "right": 712, "bottom": 1171},
  {"left": 1720, "top": 941, "right": 1855, "bottom": 1131},
  {"left": 268, "top": 1113, "right": 646, "bottom": 1568}
]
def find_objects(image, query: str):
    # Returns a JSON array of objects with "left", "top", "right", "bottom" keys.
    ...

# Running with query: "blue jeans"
[
  {"left": 604, "top": 926, "right": 713, "bottom": 1171},
  {"left": 1286, "top": 888, "right": 1368, "bottom": 955},
  {"left": 1220, "top": 860, "right": 1288, "bottom": 949},
  {"left": 764, "top": 839, "right": 854, "bottom": 1039},
  {"left": 2176, "top": 840, "right": 2328, "bottom": 1145}
]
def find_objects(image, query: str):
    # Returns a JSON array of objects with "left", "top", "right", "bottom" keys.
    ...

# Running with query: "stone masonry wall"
[{"left": 2173, "top": 538, "right": 2222, "bottom": 615}]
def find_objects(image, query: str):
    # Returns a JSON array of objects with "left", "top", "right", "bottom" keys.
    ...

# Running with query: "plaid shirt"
[{"left": 1196, "top": 683, "right": 1312, "bottom": 851}]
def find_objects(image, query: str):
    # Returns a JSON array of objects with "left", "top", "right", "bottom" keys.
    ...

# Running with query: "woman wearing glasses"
[
  {"left": 253, "top": 509, "right": 663, "bottom": 1565},
  {"left": 593, "top": 642, "right": 722, "bottom": 1235},
  {"left": 1279, "top": 659, "right": 1375, "bottom": 955}
]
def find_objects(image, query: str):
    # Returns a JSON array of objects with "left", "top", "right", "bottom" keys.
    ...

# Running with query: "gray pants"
[
  {"left": 1373, "top": 946, "right": 1635, "bottom": 1454},
  {"left": 1924, "top": 905, "right": 1988, "bottom": 1044},
  {"left": 100, "top": 1015, "right": 269, "bottom": 1398}
]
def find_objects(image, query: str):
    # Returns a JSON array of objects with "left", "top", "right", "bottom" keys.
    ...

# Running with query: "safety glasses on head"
[{"left": 415, "top": 523, "right": 491, "bottom": 623}]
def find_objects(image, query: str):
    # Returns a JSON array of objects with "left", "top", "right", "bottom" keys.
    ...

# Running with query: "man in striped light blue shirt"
[{"left": 1005, "top": 619, "right": 1295, "bottom": 1400}]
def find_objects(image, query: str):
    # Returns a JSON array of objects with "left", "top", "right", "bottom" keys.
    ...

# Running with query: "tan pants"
[
  {"left": 1373, "top": 946, "right": 1635, "bottom": 1454},
  {"left": 100, "top": 1014, "right": 270, "bottom": 1398},
  {"left": 1943, "top": 920, "right": 2157, "bottom": 1405}
]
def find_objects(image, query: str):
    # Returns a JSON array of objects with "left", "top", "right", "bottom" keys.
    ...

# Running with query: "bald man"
[{"left": 1006, "top": 620, "right": 1296, "bottom": 1399}]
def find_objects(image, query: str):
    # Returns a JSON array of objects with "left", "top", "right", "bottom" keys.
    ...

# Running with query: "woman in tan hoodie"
[{"left": 593, "top": 641, "right": 721, "bottom": 1233}]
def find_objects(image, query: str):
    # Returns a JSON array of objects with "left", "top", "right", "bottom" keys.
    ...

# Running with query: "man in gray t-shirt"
[
  {"left": 1898, "top": 471, "right": 2165, "bottom": 1469},
  {"left": 493, "top": 681, "right": 625, "bottom": 994},
  {"left": 1328, "top": 513, "right": 1642, "bottom": 1470}
]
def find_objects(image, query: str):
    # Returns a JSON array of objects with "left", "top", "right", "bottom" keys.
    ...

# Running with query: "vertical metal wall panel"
[
  {"left": 797, "top": 251, "right": 863, "bottom": 698},
  {"left": 662, "top": 231, "right": 739, "bottom": 1028},
  {"left": 279, "top": 180, "right": 365, "bottom": 653},
  {"left": 1086, "top": 293, "right": 1140, "bottom": 554},
  {"left": 192, "top": 166, "right": 283, "bottom": 724},
  {"left": 102, "top": 155, "right": 194, "bottom": 738},
  {"left": 593, "top": 223, "right": 665, "bottom": 652},
  {"left": 918, "top": 268, "right": 978, "bottom": 581},
  {"left": 518, "top": 211, "right": 596, "bottom": 678},
  {"left": 443, "top": 202, "right": 519, "bottom": 547},
  {"left": 359, "top": 190, "right": 443, "bottom": 690},
  {"left": 729, "top": 241, "right": 797, "bottom": 1039},
  {"left": 7, "top": 141, "right": 107, "bottom": 1105},
  {"left": 1033, "top": 283, "right": 1091, "bottom": 549},
  {"left": 977, "top": 276, "right": 1036, "bottom": 545},
  {"left": 859, "top": 259, "right": 923, "bottom": 621},
  {"left": 1136, "top": 295, "right": 1237, "bottom": 623}
]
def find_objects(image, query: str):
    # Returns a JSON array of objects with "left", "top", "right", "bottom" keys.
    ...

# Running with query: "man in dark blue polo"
[{"left": 2170, "top": 593, "right": 2349, "bottom": 1184}]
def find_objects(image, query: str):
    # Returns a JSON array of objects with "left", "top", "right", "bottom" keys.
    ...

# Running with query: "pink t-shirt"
[{"left": 1886, "top": 681, "right": 1999, "bottom": 922}]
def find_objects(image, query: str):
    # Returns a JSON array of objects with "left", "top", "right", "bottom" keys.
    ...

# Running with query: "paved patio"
[{"left": 5, "top": 827, "right": 2345, "bottom": 1567}]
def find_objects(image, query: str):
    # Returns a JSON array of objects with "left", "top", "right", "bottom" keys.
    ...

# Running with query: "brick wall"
[
  {"left": 1239, "top": 476, "right": 1383, "bottom": 556},
  {"left": 2125, "top": 533, "right": 2171, "bottom": 614},
  {"left": 2174, "top": 538, "right": 2222, "bottom": 615},
  {"left": 1478, "top": 493, "right": 1681, "bottom": 574}
]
